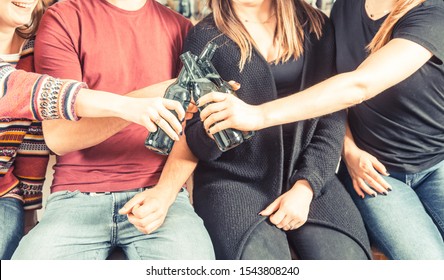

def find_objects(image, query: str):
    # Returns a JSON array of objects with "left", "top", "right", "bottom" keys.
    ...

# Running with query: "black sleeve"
[
  {"left": 289, "top": 16, "right": 346, "bottom": 199},
  {"left": 183, "top": 21, "right": 225, "bottom": 161},
  {"left": 393, "top": 1, "right": 444, "bottom": 63}
]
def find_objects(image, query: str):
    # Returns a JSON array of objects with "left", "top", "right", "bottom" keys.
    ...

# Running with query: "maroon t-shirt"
[{"left": 35, "top": 0, "right": 192, "bottom": 192}]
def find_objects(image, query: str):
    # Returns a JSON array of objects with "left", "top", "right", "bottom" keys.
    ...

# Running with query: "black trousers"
[{"left": 240, "top": 220, "right": 369, "bottom": 260}]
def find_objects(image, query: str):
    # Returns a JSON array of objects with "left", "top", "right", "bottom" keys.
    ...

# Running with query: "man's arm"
[{"left": 119, "top": 134, "right": 198, "bottom": 234}]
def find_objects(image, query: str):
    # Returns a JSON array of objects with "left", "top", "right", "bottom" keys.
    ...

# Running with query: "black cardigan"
[{"left": 184, "top": 12, "right": 371, "bottom": 259}]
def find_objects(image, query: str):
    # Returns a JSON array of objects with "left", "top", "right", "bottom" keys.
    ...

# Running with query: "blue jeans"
[
  {"left": 12, "top": 188, "right": 215, "bottom": 260},
  {"left": 338, "top": 160, "right": 444, "bottom": 260},
  {"left": 0, "top": 197, "right": 24, "bottom": 260}
]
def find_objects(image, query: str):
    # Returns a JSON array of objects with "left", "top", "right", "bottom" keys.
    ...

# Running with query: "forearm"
[
  {"left": 155, "top": 135, "right": 198, "bottom": 206},
  {"left": 261, "top": 71, "right": 366, "bottom": 129},
  {"left": 43, "top": 80, "right": 177, "bottom": 156},
  {"left": 261, "top": 39, "right": 433, "bottom": 130},
  {"left": 342, "top": 120, "right": 360, "bottom": 160},
  {"left": 43, "top": 117, "right": 129, "bottom": 155}
]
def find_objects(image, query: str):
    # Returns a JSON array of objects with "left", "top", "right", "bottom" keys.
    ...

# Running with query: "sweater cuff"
[
  {"left": 32, "top": 76, "right": 87, "bottom": 121},
  {"left": 21, "top": 181, "right": 43, "bottom": 210},
  {"left": 290, "top": 167, "right": 324, "bottom": 199},
  {"left": 0, "top": 62, "right": 15, "bottom": 98}
]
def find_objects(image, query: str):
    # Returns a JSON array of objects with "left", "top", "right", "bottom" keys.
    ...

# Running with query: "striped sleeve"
[{"left": 0, "top": 60, "right": 87, "bottom": 121}]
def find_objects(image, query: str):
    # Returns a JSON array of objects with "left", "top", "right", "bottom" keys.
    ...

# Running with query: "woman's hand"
[
  {"left": 343, "top": 146, "right": 392, "bottom": 198},
  {"left": 259, "top": 180, "right": 314, "bottom": 231},
  {"left": 197, "top": 92, "right": 264, "bottom": 134},
  {"left": 119, "top": 96, "right": 185, "bottom": 141}
]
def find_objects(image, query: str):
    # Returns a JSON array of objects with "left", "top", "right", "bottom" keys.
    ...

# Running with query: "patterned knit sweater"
[
  {"left": 184, "top": 11, "right": 372, "bottom": 259},
  {"left": 0, "top": 39, "right": 84, "bottom": 209}
]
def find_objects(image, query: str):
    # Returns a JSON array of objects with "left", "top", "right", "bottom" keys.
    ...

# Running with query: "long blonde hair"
[
  {"left": 368, "top": 0, "right": 426, "bottom": 53},
  {"left": 209, "top": 0, "right": 324, "bottom": 70},
  {"left": 15, "top": 0, "right": 48, "bottom": 39}
]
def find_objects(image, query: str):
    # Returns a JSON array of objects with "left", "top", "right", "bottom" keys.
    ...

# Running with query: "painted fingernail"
[
  {"left": 207, "top": 129, "right": 210, "bottom": 134},
  {"left": 180, "top": 131, "right": 183, "bottom": 136},
  {"left": 371, "top": 193, "right": 377, "bottom": 197},
  {"left": 387, "top": 186, "right": 393, "bottom": 192},
  {"left": 181, "top": 118, "right": 185, "bottom": 122},
  {"left": 196, "top": 101, "right": 200, "bottom": 106},
  {"left": 382, "top": 192, "right": 388, "bottom": 196}
]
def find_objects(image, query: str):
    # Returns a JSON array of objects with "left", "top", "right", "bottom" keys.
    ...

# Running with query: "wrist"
[{"left": 291, "top": 179, "right": 314, "bottom": 198}]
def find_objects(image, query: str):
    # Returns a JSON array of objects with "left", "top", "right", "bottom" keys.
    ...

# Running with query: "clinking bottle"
[
  {"left": 181, "top": 51, "right": 245, "bottom": 152},
  {"left": 145, "top": 43, "right": 217, "bottom": 155},
  {"left": 144, "top": 69, "right": 190, "bottom": 155},
  {"left": 197, "top": 43, "right": 255, "bottom": 141}
]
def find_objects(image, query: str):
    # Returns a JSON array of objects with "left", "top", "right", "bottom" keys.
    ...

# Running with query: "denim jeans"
[
  {"left": 0, "top": 197, "right": 24, "bottom": 260},
  {"left": 12, "top": 188, "right": 215, "bottom": 260},
  {"left": 338, "top": 160, "right": 444, "bottom": 260}
]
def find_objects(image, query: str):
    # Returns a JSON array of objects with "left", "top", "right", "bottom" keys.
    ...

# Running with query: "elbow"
[
  {"left": 42, "top": 121, "right": 68, "bottom": 156},
  {"left": 342, "top": 72, "right": 371, "bottom": 107},
  {"left": 43, "top": 136, "right": 67, "bottom": 156}
]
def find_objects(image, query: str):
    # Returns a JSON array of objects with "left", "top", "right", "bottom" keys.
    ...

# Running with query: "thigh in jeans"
[
  {"left": 12, "top": 191, "right": 114, "bottom": 260},
  {"left": 339, "top": 163, "right": 444, "bottom": 260},
  {"left": 414, "top": 160, "right": 444, "bottom": 237},
  {"left": 120, "top": 188, "right": 215, "bottom": 260},
  {"left": 0, "top": 197, "right": 24, "bottom": 260}
]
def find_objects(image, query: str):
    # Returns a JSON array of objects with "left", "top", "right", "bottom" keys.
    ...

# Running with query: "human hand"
[
  {"left": 197, "top": 92, "right": 264, "bottom": 134},
  {"left": 343, "top": 146, "right": 392, "bottom": 198},
  {"left": 259, "top": 180, "right": 314, "bottom": 231},
  {"left": 118, "top": 186, "right": 177, "bottom": 234},
  {"left": 120, "top": 96, "right": 185, "bottom": 141}
]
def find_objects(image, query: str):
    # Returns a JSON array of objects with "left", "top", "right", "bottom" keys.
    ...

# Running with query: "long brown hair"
[
  {"left": 209, "top": 0, "right": 324, "bottom": 70},
  {"left": 15, "top": 0, "right": 48, "bottom": 39},
  {"left": 368, "top": 0, "right": 425, "bottom": 53}
]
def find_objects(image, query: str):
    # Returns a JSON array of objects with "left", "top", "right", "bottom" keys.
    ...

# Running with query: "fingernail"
[
  {"left": 207, "top": 129, "right": 210, "bottom": 134},
  {"left": 387, "top": 187, "right": 393, "bottom": 192},
  {"left": 360, "top": 195, "right": 365, "bottom": 199},
  {"left": 382, "top": 192, "right": 388, "bottom": 196},
  {"left": 196, "top": 101, "right": 200, "bottom": 106},
  {"left": 257, "top": 212, "right": 262, "bottom": 216},
  {"left": 180, "top": 131, "right": 183, "bottom": 136},
  {"left": 181, "top": 118, "right": 185, "bottom": 122},
  {"left": 371, "top": 193, "right": 377, "bottom": 197}
]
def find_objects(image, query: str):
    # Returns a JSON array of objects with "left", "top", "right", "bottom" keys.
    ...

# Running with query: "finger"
[
  {"left": 227, "top": 80, "right": 241, "bottom": 91},
  {"left": 199, "top": 101, "right": 228, "bottom": 122},
  {"left": 364, "top": 171, "right": 391, "bottom": 194},
  {"left": 196, "top": 91, "right": 227, "bottom": 107},
  {"left": 269, "top": 210, "right": 286, "bottom": 226},
  {"left": 292, "top": 220, "right": 305, "bottom": 230},
  {"left": 131, "top": 202, "right": 159, "bottom": 219},
  {"left": 127, "top": 208, "right": 162, "bottom": 228},
  {"left": 276, "top": 214, "right": 294, "bottom": 229},
  {"left": 157, "top": 108, "right": 183, "bottom": 137},
  {"left": 163, "top": 99, "right": 185, "bottom": 122},
  {"left": 370, "top": 156, "right": 390, "bottom": 176},
  {"left": 155, "top": 116, "right": 181, "bottom": 141},
  {"left": 203, "top": 110, "right": 230, "bottom": 131},
  {"left": 119, "top": 195, "right": 144, "bottom": 215},
  {"left": 352, "top": 178, "right": 365, "bottom": 199},
  {"left": 186, "top": 103, "right": 198, "bottom": 114},
  {"left": 357, "top": 177, "right": 377, "bottom": 197},
  {"left": 206, "top": 120, "right": 233, "bottom": 135},
  {"left": 141, "top": 218, "right": 164, "bottom": 235},
  {"left": 259, "top": 198, "right": 281, "bottom": 216}
]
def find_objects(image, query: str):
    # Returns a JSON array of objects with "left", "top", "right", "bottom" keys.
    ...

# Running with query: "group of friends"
[{"left": 0, "top": 0, "right": 443, "bottom": 260}]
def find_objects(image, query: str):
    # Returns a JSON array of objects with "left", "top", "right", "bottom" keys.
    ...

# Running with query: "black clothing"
[
  {"left": 184, "top": 9, "right": 371, "bottom": 259},
  {"left": 331, "top": 0, "right": 444, "bottom": 173}
]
